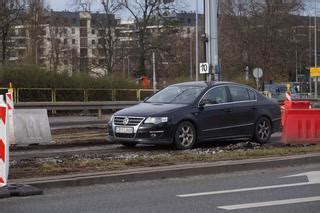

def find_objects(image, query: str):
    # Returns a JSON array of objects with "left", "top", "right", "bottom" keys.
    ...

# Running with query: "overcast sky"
[{"left": 45, "top": 0, "right": 204, "bottom": 18}]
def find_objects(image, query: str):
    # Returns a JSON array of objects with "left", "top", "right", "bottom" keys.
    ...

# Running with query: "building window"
[
  {"left": 80, "top": 48, "right": 88, "bottom": 57},
  {"left": 92, "top": 39, "right": 96, "bottom": 45},
  {"left": 98, "top": 39, "right": 105, "bottom": 45},
  {"left": 64, "top": 39, "right": 68, "bottom": 45},
  {"left": 80, "top": 28, "right": 87, "bottom": 37},
  {"left": 92, "top": 29, "right": 95, "bottom": 34},
  {"left": 72, "top": 28, "right": 75, "bottom": 34},
  {"left": 80, "top": 38, "right": 88, "bottom": 47},
  {"left": 72, "top": 39, "right": 76, "bottom": 44},
  {"left": 80, "top": 20, "right": 87, "bottom": 27},
  {"left": 64, "top": 28, "right": 68, "bottom": 34},
  {"left": 73, "top": 18, "right": 77, "bottom": 24}
]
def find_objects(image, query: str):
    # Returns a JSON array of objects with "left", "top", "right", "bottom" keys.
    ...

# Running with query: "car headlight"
[
  {"left": 109, "top": 115, "right": 114, "bottom": 124},
  {"left": 144, "top": 117, "right": 168, "bottom": 124}
]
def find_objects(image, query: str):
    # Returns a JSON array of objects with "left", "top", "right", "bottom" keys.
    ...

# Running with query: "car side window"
[
  {"left": 229, "top": 86, "right": 250, "bottom": 102},
  {"left": 247, "top": 89, "right": 257, "bottom": 101},
  {"left": 202, "top": 87, "right": 228, "bottom": 105}
]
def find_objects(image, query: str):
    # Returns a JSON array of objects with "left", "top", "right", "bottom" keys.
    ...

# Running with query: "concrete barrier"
[{"left": 14, "top": 109, "right": 52, "bottom": 145}]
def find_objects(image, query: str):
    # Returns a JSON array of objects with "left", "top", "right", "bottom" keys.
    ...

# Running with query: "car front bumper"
[{"left": 107, "top": 122, "right": 174, "bottom": 145}]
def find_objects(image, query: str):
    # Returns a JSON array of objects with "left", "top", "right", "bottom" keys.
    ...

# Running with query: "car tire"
[
  {"left": 253, "top": 117, "right": 271, "bottom": 144},
  {"left": 174, "top": 121, "right": 196, "bottom": 150},
  {"left": 120, "top": 142, "right": 137, "bottom": 147}
]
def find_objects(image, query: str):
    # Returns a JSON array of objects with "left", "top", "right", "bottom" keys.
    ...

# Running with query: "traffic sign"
[
  {"left": 200, "top": 63, "right": 209, "bottom": 74},
  {"left": 310, "top": 67, "right": 320, "bottom": 77},
  {"left": 253, "top": 68, "right": 263, "bottom": 79}
]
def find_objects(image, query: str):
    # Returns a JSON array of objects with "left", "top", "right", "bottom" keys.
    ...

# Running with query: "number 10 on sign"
[{"left": 200, "top": 63, "right": 209, "bottom": 74}]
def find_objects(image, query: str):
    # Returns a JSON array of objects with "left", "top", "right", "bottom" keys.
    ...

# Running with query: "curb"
[{"left": 10, "top": 153, "right": 320, "bottom": 189}]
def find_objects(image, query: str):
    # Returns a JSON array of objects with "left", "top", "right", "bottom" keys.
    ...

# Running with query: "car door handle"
[{"left": 252, "top": 107, "right": 257, "bottom": 110}]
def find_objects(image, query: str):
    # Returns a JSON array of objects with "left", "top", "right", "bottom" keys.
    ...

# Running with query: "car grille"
[
  {"left": 115, "top": 133, "right": 135, "bottom": 138},
  {"left": 114, "top": 116, "right": 144, "bottom": 126}
]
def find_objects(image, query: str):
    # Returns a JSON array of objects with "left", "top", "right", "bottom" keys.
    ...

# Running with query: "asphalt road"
[{"left": 1, "top": 163, "right": 320, "bottom": 213}]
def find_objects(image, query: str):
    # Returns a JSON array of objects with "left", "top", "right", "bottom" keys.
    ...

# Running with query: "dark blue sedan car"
[{"left": 108, "top": 81, "right": 281, "bottom": 149}]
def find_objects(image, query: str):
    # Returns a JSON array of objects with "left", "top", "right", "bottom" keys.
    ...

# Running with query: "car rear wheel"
[
  {"left": 254, "top": 117, "right": 271, "bottom": 144},
  {"left": 174, "top": 121, "right": 196, "bottom": 150}
]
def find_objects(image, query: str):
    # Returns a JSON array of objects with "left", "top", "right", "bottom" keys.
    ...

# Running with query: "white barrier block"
[
  {"left": 14, "top": 109, "right": 52, "bottom": 145},
  {"left": 0, "top": 102, "right": 8, "bottom": 187}
]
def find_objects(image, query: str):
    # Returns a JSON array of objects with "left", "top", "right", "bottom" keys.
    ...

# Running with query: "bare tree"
[
  {"left": 219, "top": 0, "right": 304, "bottom": 82},
  {"left": 48, "top": 17, "right": 72, "bottom": 72},
  {"left": 73, "top": 0, "right": 96, "bottom": 12},
  {"left": 91, "top": 0, "right": 121, "bottom": 75},
  {"left": 118, "top": 0, "right": 175, "bottom": 77},
  {"left": 26, "top": 0, "right": 47, "bottom": 64},
  {"left": 0, "top": 0, "right": 25, "bottom": 65}
]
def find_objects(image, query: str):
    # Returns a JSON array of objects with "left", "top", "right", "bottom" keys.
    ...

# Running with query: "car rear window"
[
  {"left": 247, "top": 89, "right": 257, "bottom": 100},
  {"left": 229, "top": 86, "right": 250, "bottom": 102}
]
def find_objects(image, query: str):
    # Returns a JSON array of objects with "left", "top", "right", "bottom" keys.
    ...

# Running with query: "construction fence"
[{"left": 0, "top": 88, "right": 157, "bottom": 103}]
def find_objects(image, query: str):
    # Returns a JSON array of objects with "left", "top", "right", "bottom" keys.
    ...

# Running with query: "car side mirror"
[{"left": 199, "top": 98, "right": 210, "bottom": 108}]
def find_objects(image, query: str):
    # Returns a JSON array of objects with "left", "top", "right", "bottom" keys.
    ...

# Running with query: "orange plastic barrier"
[
  {"left": 282, "top": 109, "right": 320, "bottom": 144},
  {"left": 284, "top": 100, "right": 311, "bottom": 110},
  {"left": 281, "top": 101, "right": 311, "bottom": 126}
]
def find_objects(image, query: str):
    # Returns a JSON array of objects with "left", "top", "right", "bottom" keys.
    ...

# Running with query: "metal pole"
[
  {"left": 315, "top": 0, "right": 318, "bottom": 99},
  {"left": 35, "top": 40, "right": 39, "bottom": 65},
  {"left": 122, "top": 56, "right": 125, "bottom": 77},
  {"left": 153, "top": 52, "right": 156, "bottom": 93},
  {"left": 309, "top": 15, "right": 313, "bottom": 93},
  {"left": 295, "top": 38, "right": 298, "bottom": 83},
  {"left": 205, "top": 0, "right": 219, "bottom": 81},
  {"left": 127, "top": 56, "right": 130, "bottom": 78},
  {"left": 205, "top": 0, "right": 211, "bottom": 81},
  {"left": 195, "top": 0, "right": 199, "bottom": 81},
  {"left": 190, "top": 36, "right": 193, "bottom": 80}
]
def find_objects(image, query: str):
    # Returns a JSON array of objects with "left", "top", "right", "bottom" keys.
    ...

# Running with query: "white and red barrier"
[
  {"left": 6, "top": 92, "right": 15, "bottom": 145},
  {"left": 286, "top": 91, "right": 292, "bottom": 101},
  {"left": 0, "top": 96, "right": 8, "bottom": 187}
]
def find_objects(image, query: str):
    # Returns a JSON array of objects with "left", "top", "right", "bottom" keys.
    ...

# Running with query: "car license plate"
[{"left": 115, "top": 127, "right": 134, "bottom": 134}]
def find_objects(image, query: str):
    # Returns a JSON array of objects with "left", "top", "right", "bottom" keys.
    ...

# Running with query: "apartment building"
[{"left": 9, "top": 10, "right": 201, "bottom": 75}]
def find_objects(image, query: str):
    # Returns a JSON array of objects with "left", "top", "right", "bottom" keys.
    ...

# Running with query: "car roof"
[{"left": 171, "top": 81, "right": 248, "bottom": 88}]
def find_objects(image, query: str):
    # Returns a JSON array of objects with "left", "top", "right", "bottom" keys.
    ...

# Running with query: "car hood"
[{"left": 115, "top": 102, "right": 189, "bottom": 117}]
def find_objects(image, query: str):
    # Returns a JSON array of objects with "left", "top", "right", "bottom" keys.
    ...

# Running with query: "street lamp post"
[
  {"left": 190, "top": 36, "right": 193, "bottom": 80},
  {"left": 153, "top": 51, "right": 156, "bottom": 93},
  {"left": 195, "top": 0, "right": 199, "bottom": 81}
]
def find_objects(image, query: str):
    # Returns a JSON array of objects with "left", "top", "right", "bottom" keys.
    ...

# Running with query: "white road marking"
[
  {"left": 218, "top": 196, "right": 320, "bottom": 210},
  {"left": 177, "top": 182, "right": 310, "bottom": 197},
  {"left": 177, "top": 171, "right": 320, "bottom": 198}
]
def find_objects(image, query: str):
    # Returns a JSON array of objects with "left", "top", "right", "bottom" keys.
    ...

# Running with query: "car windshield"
[{"left": 146, "top": 86, "right": 205, "bottom": 104}]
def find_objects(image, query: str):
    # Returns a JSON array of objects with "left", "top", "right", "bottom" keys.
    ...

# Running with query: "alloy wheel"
[{"left": 175, "top": 121, "right": 196, "bottom": 149}]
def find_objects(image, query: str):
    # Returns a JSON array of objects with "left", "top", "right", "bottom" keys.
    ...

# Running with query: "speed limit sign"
[{"left": 200, "top": 63, "right": 209, "bottom": 74}]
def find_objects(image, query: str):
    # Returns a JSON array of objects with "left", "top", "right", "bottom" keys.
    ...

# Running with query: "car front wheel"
[
  {"left": 174, "top": 121, "right": 196, "bottom": 150},
  {"left": 254, "top": 117, "right": 271, "bottom": 144}
]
